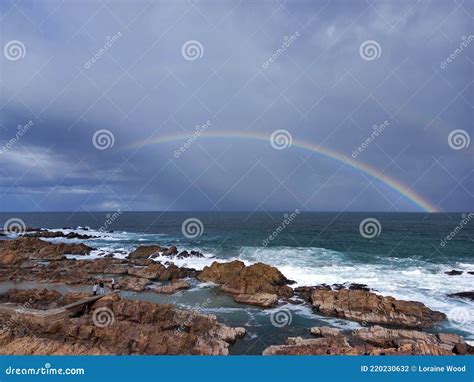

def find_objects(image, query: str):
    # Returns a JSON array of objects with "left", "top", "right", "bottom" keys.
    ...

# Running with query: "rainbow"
[{"left": 123, "top": 130, "right": 441, "bottom": 213}]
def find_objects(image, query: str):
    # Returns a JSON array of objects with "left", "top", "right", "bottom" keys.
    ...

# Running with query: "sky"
[{"left": 0, "top": 0, "right": 472, "bottom": 213}]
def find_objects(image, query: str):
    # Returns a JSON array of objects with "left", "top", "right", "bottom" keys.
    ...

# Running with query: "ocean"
[{"left": 0, "top": 211, "right": 472, "bottom": 354}]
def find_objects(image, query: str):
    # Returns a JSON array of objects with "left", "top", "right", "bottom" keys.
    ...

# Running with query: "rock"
[
  {"left": 199, "top": 261, "right": 294, "bottom": 297},
  {"left": 0, "top": 238, "right": 93, "bottom": 266},
  {"left": 0, "top": 290, "right": 246, "bottom": 355},
  {"left": 161, "top": 246, "right": 178, "bottom": 257},
  {"left": 263, "top": 336, "right": 361, "bottom": 355},
  {"left": 448, "top": 291, "right": 474, "bottom": 301},
  {"left": 154, "top": 280, "right": 190, "bottom": 294},
  {"left": 233, "top": 293, "right": 278, "bottom": 308},
  {"left": 127, "top": 245, "right": 161, "bottom": 259},
  {"left": 354, "top": 326, "right": 469, "bottom": 355},
  {"left": 468, "top": 271, "right": 474, "bottom": 275},
  {"left": 127, "top": 263, "right": 166, "bottom": 280},
  {"left": 116, "top": 276, "right": 151, "bottom": 292},
  {"left": 311, "top": 289, "right": 446, "bottom": 328},
  {"left": 24, "top": 231, "right": 97, "bottom": 240},
  {"left": 176, "top": 250, "right": 204, "bottom": 259},
  {"left": 310, "top": 326, "right": 343, "bottom": 338},
  {"left": 263, "top": 325, "right": 472, "bottom": 356},
  {"left": 445, "top": 270, "right": 463, "bottom": 276}
]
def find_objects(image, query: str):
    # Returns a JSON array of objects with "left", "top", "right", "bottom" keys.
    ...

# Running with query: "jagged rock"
[
  {"left": 161, "top": 246, "right": 178, "bottom": 256},
  {"left": 127, "top": 245, "right": 161, "bottom": 259},
  {"left": 448, "top": 291, "right": 474, "bottom": 301},
  {"left": 116, "top": 276, "right": 151, "bottom": 292},
  {"left": 233, "top": 293, "right": 278, "bottom": 308},
  {"left": 154, "top": 280, "right": 190, "bottom": 294},
  {"left": 0, "top": 238, "right": 93, "bottom": 265},
  {"left": 354, "top": 326, "right": 471, "bottom": 355},
  {"left": 263, "top": 326, "right": 472, "bottom": 355},
  {"left": 445, "top": 270, "right": 463, "bottom": 276},
  {"left": 0, "top": 290, "right": 246, "bottom": 355},
  {"left": 310, "top": 326, "right": 343, "bottom": 337},
  {"left": 263, "top": 336, "right": 361, "bottom": 355},
  {"left": 199, "top": 261, "right": 294, "bottom": 297},
  {"left": 311, "top": 289, "right": 446, "bottom": 328},
  {"left": 24, "top": 231, "right": 97, "bottom": 240},
  {"left": 127, "top": 263, "right": 166, "bottom": 280}
]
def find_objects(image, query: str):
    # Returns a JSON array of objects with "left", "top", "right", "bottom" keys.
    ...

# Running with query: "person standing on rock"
[
  {"left": 99, "top": 282, "right": 105, "bottom": 295},
  {"left": 92, "top": 282, "right": 98, "bottom": 296},
  {"left": 110, "top": 278, "right": 115, "bottom": 290}
]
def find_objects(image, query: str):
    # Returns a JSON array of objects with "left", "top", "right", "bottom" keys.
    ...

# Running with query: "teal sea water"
[{"left": 0, "top": 212, "right": 473, "bottom": 353}]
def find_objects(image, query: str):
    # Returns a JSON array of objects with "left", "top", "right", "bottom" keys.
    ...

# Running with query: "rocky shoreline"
[{"left": 0, "top": 230, "right": 472, "bottom": 355}]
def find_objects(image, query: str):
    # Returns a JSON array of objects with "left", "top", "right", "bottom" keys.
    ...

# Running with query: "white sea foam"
[{"left": 238, "top": 246, "right": 474, "bottom": 339}]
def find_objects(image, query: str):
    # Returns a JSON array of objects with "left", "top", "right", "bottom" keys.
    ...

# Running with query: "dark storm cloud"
[{"left": 0, "top": 0, "right": 472, "bottom": 212}]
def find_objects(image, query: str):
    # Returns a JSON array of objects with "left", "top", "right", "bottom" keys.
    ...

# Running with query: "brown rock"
[
  {"left": 154, "top": 280, "right": 190, "bottom": 294},
  {"left": 0, "top": 238, "right": 93, "bottom": 266},
  {"left": 127, "top": 245, "right": 161, "bottom": 259},
  {"left": 354, "top": 326, "right": 468, "bottom": 355},
  {"left": 311, "top": 289, "right": 446, "bottom": 328},
  {"left": 199, "top": 261, "right": 294, "bottom": 297},
  {"left": 233, "top": 293, "right": 278, "bottom": 307},
  {"left": 445, "top": 270, "right": 463, "bottom": 276}
]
